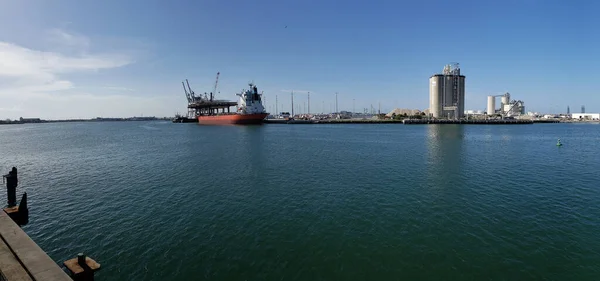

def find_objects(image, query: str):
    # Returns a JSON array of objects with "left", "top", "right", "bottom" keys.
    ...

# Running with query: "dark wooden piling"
[
  {"left": 3, "top": 192, "right": 29, "bottom": 226},
  {"left": 0, "top": 167, "right": 94, "bottom": 280},
  {"left": 64, "top": 253, "right": 101, "bottom": 281},
  {"left": 4, "top": 167, "right": 18, "bottom": 207}
]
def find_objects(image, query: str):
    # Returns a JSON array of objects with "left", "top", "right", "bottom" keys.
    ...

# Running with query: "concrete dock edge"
[{"left": 0, "top": 211, "right": 71, "bottom": 281}]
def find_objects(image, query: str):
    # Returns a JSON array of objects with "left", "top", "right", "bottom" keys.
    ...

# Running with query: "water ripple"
[{"left": 1, "top": 123, "right": 600, "bottom": 280}]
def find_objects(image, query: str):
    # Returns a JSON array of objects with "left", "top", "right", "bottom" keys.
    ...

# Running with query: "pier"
[
  {"left": 532, "top": 119, "right": 561, "bottom": 123},
  {"left": 264, "top": 119, "right": 536, "bottom": 125},
  {"left": 0, "top": 168, "right": 100, "bottom": 281},
  {"left": 0, "top": 210, "right": 72, "bottom": 280}
]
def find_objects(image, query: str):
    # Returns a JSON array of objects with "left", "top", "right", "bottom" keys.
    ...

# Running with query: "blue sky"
[{"left": 0, "top": 0, "right": 596, "bottom": 118}]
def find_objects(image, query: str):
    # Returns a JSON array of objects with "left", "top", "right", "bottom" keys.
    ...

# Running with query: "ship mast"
[
  {"left": 308, "top": 92, "right": 310, "bottom": 114},
  {"left": 291, "top": 91, "right": 294, "bottom": 117}
]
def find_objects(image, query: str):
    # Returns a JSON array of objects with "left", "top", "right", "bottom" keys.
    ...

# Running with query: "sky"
[{"left": 0, "top": 0, "right": 597, "bottom": 119}]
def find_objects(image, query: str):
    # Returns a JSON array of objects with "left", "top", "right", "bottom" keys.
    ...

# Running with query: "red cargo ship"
[
  {"left": 197, "top": 83, "right": 268, "bottom": 125},
  {"left": 182, "top": 75, "right": 269, "bottom": 125},
  {"left": 197, "top": 113, "right": 268, "bottom": 125}
]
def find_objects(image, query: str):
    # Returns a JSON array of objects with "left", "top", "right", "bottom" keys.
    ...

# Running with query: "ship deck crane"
[{"left": 211, "top": 72, "right": 220, "bottom": 101}]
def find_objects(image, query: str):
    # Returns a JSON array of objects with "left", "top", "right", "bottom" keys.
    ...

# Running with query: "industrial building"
[
  {"left": 429, "top": 63, "right": 466, "bottom": 119},
  {"left": 464, "top": 110, "right": 484, "bottom": 115},
  {"left": 486, "top": 92, "right": 525, "bottom": 117},
  {"left": 386, "top": 108, "right": 425, "bottom": 117},
  {"left": 571, "top": 113, "right": 600, "bottom": 120}
]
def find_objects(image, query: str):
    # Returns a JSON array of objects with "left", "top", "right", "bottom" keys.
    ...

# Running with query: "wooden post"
[
  {"left": 4, "top": 193, "right": 28, "bottom": 226},
  {"left": 64, "top": 253, "right": 101, "bottom": 281},
  {"left": 4, "top": 167, "right": 17, "bottom": 207}
]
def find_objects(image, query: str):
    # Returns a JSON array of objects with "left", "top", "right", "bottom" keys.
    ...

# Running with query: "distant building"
[
  {"left": 429, "top": 63, "right": 466, "bottom": 119},
  {"left": 19, "top": 117, "right": 42, "bottom": 123},
  {"left": 336, "top": 111, "right": 352, "bottom": 119},
  {"left": 571, "top": 113, "right": 600, "bottom": 120},
  {"left": 487, "top": 92, "right": 525, "bottom": 117},
  {"left": 464, "top": 110, "right": 484, "bottom": 115},
  {"left": 386, "top": 108, "right": 423, "bottom": 118}
]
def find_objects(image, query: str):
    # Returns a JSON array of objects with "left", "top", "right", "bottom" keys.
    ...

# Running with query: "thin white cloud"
[
  {"left": 0, "top": 91, "right": 177, "bottom": 119},
  {"left": 46, "top": 28, "right": 90, "bottom": 50},
  {"left": 104, "top": 86, "right": 136, "bottom": 92},
  {"left": 16, "top": 80, "right": 74, "bottom": 93},
  {"left": 5, "top": 42, "right": 127, "bottom": 70},
  {"left": 0, "top": 29, "right": 147, "bottom": 118},
  {"left": 0, "top": 29, "right": 131, "bottom": 92},
  {"left": 0, "top": 106, "right": 23, "bottom": 113},
  {"left": 0, "top": 42, "right": 131, "bottom": 84}
]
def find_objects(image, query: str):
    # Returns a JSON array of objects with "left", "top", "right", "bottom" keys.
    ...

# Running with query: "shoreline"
[
  {"left": 0, "top": 117, "right": 170, "bottom": 125},
  {"left": 1, "top": 118, "right": 597, "bottom": 126},
  {"left": 264, "top": 119, "right": 570, "bottom": 125}
]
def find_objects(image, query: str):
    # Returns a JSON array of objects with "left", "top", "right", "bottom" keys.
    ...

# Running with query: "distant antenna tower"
[{"left": 582, "top": 105, "right": 585, "bottom": 113}]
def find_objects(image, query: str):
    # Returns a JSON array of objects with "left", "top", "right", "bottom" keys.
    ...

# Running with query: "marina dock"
[
  {"left": 0, "top": 169, "right": 99, "bottom": 281},
  {"left": 0, "top": 210, "right": 71, "bottom": 281}
]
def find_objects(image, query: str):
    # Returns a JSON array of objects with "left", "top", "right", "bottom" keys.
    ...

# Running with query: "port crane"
[
  {"left": 182, "top": 79, "right": 211, "bottom": 118},
  {"left": 181, "top": 72, "right": 225, "bottom": 118},
  {"left": 182, "top": 72, "right": 219, "bottom": 103},
  {"left": 182, "top": 79, "right": 199, "bottom": 103},
  {"left": 182, "top": 81, "right": 191, "bottom": 103},
  {"left": 211, "top": 72, "right": 220, "bottom": 101}
]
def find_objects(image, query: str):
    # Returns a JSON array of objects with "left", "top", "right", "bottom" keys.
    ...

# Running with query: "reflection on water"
[
  {"left": 3, "top": 123, "right": 600, "bottom": 280},
  {"left": 238, "top": 125, "right": 267, "bottom": 174},
  {"left": 426, "top": 125, "right": 465, "bottom": 188}
]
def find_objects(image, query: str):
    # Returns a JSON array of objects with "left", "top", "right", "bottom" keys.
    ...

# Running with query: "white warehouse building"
[{"left": 571, "top": 113, "right": 600, "bottom": 120}]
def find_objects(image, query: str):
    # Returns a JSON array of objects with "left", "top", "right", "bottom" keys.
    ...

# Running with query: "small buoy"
[{"left": 556, "top": 138, "right": 562, "bottom": 146}]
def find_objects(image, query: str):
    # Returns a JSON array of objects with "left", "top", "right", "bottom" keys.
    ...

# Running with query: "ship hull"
[{"left": 197, "top": 113, "right": 268, "bottom": 125}]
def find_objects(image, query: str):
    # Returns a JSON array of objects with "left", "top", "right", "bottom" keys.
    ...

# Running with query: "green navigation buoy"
[{"left": 556, "top": 138, "right": 562, "bottom": 146}]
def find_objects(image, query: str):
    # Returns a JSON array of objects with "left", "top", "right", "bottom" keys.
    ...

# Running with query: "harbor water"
[{"left": 1, "top": 122, "right": 600, "bottom": 280}]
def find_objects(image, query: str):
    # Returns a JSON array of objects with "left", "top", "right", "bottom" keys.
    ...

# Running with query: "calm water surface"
[{"left": 1, "top": 122, "right": 599, "bottom": 280}]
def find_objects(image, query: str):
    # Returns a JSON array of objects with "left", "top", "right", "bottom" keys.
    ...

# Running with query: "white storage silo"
[{"left": 487, "top": 96, "right": 495, "bottom": 115}]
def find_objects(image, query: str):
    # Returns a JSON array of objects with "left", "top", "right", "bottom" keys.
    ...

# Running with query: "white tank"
[
  {"left": 429, "top": 76, "right": 442, "bottom": 118},
  {"left": 487, "top": 96, "right": 495, "bottom": 115},
  {"left": 501, "top": 93, "right": 510, "bottom": 105}
]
